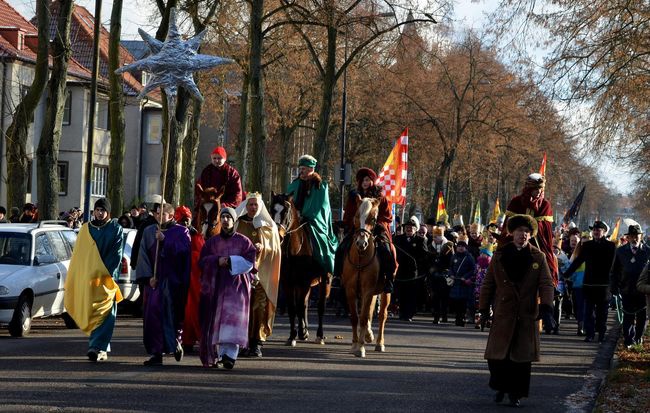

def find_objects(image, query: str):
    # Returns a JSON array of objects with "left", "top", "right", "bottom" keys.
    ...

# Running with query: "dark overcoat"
[{"left": 479, "top": 243, "right": 554, "bottom": 363}]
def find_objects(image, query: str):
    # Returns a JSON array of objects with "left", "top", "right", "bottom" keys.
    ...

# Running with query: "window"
[
  {"left": 146, "top": 112, "right": 162, "bottom": 144},
  {"left": 60, "top": 230, "right": 77, "bottom": 251},
  {"left": 48, "top": 232, "right": 70, "bottom": 261},
  {"left": 19, "top": 84, "right": 30, "bottom": 99},
  {"left": 144, "top": 175, "right": 160, "bottom": 198},
  {"left": 35, "top": 234, "right": 55, "bottom": 260},
  {"left": 94, "top": 98, "right": 110, "bottom": 130},
  {"left": 91, "top": 165, "right": 108, "bottom": 196},
  {"left": 57, "top": 161, "right": 68, "bottom": 196},
  {"left": 62, "top": 90, "right": 72, "bottom": 125}
]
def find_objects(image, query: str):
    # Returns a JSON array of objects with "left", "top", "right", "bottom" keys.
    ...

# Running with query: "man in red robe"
[
  {"left": 500, "top": 173, "right": 558, "bottom": 286},
  {"left": 195, "top": 146, "right": 243, "bottom": 210}
]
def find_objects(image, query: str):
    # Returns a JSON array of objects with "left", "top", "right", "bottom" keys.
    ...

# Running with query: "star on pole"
[{"left": 115, "top": 7, "right": 233, "bottom": 102}]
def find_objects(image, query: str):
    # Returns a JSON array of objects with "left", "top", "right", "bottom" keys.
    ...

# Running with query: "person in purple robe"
[
  {"left": 136, "top": 203, "right": 191, "bottom": 366},
  {"left": 199, "top": 207, "right": 257, "bottom": 370}
]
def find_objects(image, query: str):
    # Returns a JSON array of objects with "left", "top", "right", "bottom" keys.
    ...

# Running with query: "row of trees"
[{"left": 5, "top": 0, "right": 638, "bottom": 226}]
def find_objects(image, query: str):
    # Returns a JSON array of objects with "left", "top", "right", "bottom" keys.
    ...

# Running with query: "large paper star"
[{"left": 115, "top": 7, "right": 232, "bottom": 101}]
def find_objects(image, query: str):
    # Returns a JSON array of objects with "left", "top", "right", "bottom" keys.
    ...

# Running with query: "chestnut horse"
[
  {"left": 194, "top": 184, "right": 224, "bottom": 239},
  {"left": 271, "top": 192, "right": 330, "bottom": 346},
  {"left": 341, "top": 196, "right": 390, "bottom": 357}
]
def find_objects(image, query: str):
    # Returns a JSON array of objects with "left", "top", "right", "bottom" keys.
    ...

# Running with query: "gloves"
[{"left": 537, "top": 303, "right": 556, "bottom": 331}]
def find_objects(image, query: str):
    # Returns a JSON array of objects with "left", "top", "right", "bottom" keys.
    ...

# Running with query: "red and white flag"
[{"left": 377, "top": 128, "right": 408, "bottom": 205}]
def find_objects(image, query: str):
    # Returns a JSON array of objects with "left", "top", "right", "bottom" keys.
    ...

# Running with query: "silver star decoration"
[{"left": 115, "top": 7, "right": 233, "bottom": 102}]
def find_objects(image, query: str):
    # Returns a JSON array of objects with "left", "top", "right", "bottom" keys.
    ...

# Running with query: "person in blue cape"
[
  {"left": 285, "top": 154, "right": 338, "bottom": 276},
  {"left": 64, "top": 198, "right": 124, "bottom": 362},
  {"left": 137, "top": 203, "right": 191, "bottom": 366}
]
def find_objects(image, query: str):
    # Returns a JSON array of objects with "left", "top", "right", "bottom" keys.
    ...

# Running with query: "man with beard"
[
  {"left": 137, "top": 203, "right": 191, "bottom": 366},
  {"left": 610, "top": 224, "right": 649, "bottom": 348},
  {"left": 199, "top": 208, "right": 257, "bottom": 370},
  {"left": 64, "top": 198, "right": 124, "bottom": 362}
]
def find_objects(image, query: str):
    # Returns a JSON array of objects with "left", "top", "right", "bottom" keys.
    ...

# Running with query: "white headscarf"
[{"left": 235, "top": 192, "right": 276, "bottom": 229}]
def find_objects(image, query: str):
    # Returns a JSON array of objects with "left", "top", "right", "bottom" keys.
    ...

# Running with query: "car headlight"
[{"left": 0, "top": 286, "right": 9, "bottom": 296}]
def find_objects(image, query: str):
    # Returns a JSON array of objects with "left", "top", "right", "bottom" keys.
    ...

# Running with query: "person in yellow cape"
[
  {"left": 64, "top": 198, "right": 124, "bottom": 362},
  {"left": 234, "top": 192, "right": 281, "bottom": 358}
]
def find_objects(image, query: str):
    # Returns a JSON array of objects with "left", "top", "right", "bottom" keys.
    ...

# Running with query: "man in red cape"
[
  {"left": 175, "top": 206, "right": 206, "bottom": 351},
  {"left": 500, "top": 173, "right": 558, "bottom": 286},
  {"left": 195, "top": 146, "right": 243, "bottom": 210}
]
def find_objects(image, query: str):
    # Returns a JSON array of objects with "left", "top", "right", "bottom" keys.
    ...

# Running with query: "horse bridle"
[
  {"left": 347, "top": 227, "right": 377, "bottom": 270},
  {"left": 276, "top": 200, "right": 308, "bottom": 253}
]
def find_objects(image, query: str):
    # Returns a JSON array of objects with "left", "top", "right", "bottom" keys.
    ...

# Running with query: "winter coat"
[
  {"left": 564, "top": 238, "right": 616, "bottom": 302},
  {"left": 449, "top": 251, "right": 476, "bottom": 300},
  {"left": 479, "top": 242, "right": 554, "bottom": 363},
  {"left": 610, "top": 243, "right": 650, "bottom": 296},
  {"left": 394, "top": 234, "right": 428, "bottom": 281}
]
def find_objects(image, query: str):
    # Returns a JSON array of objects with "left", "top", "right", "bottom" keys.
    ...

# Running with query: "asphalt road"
[{"left": 0, "top": 311, "right": 613, "bottom": 412}]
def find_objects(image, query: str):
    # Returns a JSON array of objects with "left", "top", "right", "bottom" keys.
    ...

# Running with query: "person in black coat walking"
[
  {"left": 564, "top": 220, "right": 616, "bottom": 342},
  {"left": 394, "top": 216, "right": 428, "bottom": 322},
  {"left": 610, "top": 224, "right": 649, "bottom": 347}
]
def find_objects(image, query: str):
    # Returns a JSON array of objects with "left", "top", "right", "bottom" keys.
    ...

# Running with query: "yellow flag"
[
  {"left": 610, "top": 218, "right": 621, "bottom": 245},
  {"left": 490, "top": 198, "right": 501, "bottom": 224},
  {"left": 435, "top": 191, "right": 447, "bottom": 222}
]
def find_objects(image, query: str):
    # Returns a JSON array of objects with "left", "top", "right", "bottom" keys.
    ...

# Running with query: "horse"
[
  {"left": 271, "top": 191, "right": 330, "bottom": 346},
  {"left": 194, "top": 184, "right": 224, "bottom": 239},
  {"left": 341, "top": 196, "right": 391, "bottom": 357}
]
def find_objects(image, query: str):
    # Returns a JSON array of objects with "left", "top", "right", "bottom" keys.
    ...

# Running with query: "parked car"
[
  {"left": 0, "top": 222, "right": 77, "bottom": 336},
  {"left": 117, "top": 228, "right": 140, "bottom": 304}
]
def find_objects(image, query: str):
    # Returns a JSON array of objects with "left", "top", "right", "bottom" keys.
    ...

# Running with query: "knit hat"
[
  {"left": 174, "top": 206, "right": 192, "bottom": 222},
  {"left": 220, "top": 207, "right": 237, "bottom": 220},
  {"left": 93, "top": 198, "right": 111, "bottom": 213},
  {"left": 212, "top": 146, "right": 227, "bottom": 159},
  {"left": 355, "top": 167, "right": 377, "bottom": 184},
  {"left": 298, "top": 154, "right": 317, "bottom": 168}
]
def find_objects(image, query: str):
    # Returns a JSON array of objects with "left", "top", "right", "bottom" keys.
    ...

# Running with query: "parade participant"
[
  {"left": 468, "top": 223, "right": 484, "bottom": 259},
  {"left": 637, "top": 263, "right": 650, "bottom": 323},
  {"left": 335, "top": 167, "right": 397, "bottom": 292},
  {"left": 610, "top": 224, "right": 649, "bottom": 348},
  {"left": 479, "top": 214, "right": 555, "bottom": 407},
  {"left": 427, "top": 226, "right": 454, "bottom": 324},
  {"left": 473, "top": 244, "right": 493, "bottom": 329},
  {"left": 131, "top": 202, "right": 158, "bottom": 271},
  {"left": 569, "top": 231, "right": 589, "bottom": 335},
  {"left": 176, "top": 206, "right": 205, "bottom": 353},
  {"left": 563, "top": 221, "right": 616, "bottom": 342},
  {"left": 195, "top": 146, "right": 243, "bottom": 209},
  {"left": 394, "top": 216, "right": 428, "bottom": 322},
  {"left": 199, "top": 207, "right": 257, "bottom": 369},
  {"left": 448, "top": 237, "right": 476, "bottom": 327},
  {"left": 234, "top": 193, "right": 281, "bottom": 358},
  {"left": 137, "top": 203, "right": 191, "bottom": 366},
  {"left": 64, "top": 198, "right": 124, "bottom": 362},
  {"left": 286, "top": 155, "right": 338, "bottom": 277},
  {"left": 501, "top": 173, "right": 558, "bottom": 285}
]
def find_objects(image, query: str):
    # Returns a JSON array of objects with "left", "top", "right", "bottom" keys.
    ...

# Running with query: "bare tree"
[{"left": 5, "top": 0, "right": 49, "bottom": 210}]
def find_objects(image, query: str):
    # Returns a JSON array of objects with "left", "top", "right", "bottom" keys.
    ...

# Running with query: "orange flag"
[
  {"left": 539, "top": 152, "right": 547, "bottom": 176},
  {"left": 377, "top": 128, "right": 409, "bottom": 206},
  {"left": 435, "top": 191, "right": 447, "bottom": 222}
]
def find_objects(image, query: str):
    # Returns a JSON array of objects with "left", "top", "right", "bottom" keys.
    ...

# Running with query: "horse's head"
[
  {"left": 354, "top": 195, "right": 379, "bottom": 251},
  {"left": 196, "top": 184, "right": 225, "bottom": 238},
  {"left": 271, "top": 191, "right": 295, "bottom": 238}
]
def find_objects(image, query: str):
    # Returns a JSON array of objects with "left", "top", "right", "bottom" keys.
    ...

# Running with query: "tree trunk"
[
  {"left": 161, "top": 89, "right": 190, "bottom": 205},
  {"left": 280, "top": 124, "right": 294, "bottom": 191},
  {"left": 312, "top": 25, "right": 337, "bottom": 177},
  {"left": 181, "top": 91, "right": 202, "bottom": 208},
  {"left": 247, "top": 0, "right": 268, "bottom": 193},
  {"left": 236, "top": 70, "right": 250, "bottom": 186},
  {"left": 428, "top": 150, "right": 455, "bottom": 217},
  {"left": 5, "top": 0, "right": 49, "bottom": 210},
  {"left": 36, "top": 0, "right": 73, "bottom": 220},
  {"left": 107, "top": 0, "right": 126, "bottom": 215}
]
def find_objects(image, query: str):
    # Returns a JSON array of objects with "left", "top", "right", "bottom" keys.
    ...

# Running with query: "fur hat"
[
  {"left": 506, "top": 214, "right": 538, "bottom": 237},
  {"left": 355, "top": 167, "right": 377, "bottom": 184}
]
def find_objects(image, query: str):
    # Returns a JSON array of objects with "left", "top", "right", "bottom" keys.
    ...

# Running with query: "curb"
[{"left": 563, "top": 320, "right": 621, "bottom": 412}]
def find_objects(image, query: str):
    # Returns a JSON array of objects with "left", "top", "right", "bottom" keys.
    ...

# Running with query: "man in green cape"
[{"left": 286, "top": 155, "right": 338, "bottom": 275}]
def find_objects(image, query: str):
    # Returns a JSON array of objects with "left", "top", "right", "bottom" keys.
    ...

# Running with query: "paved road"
[{"left": 0, "top": 312, "right": 612, "bottom": 412}]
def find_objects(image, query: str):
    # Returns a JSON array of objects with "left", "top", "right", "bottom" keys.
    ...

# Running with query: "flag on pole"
[
  {"left": 539, "top": 152, "right": 547, "bottom": 176},
  {"left": 435, "top": 191, "right": 447, "bottom": 222},
  {"left": 490, "top": 198, "right": 501, "bottom": 224},
  {"left": 562, "top": 185, "right": 586, "bottom": 225},
  {"left": 377, "top": 128, "right": 409, "bottom": 205},
  {"left": 472, "top": 199, "right": 481, "bottom": 224},
  {"left": 610, "top": 218, "right": 621, "bottom": 245}
]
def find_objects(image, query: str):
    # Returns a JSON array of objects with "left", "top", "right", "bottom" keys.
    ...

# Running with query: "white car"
[
  {"left": 0, "top": 222, "right": 77, "bottom": 337},
  {"left": 117, "top": 228, "right": 140, "bottom": 303}
]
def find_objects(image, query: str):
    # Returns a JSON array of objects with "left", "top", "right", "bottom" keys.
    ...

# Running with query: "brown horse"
[
  {"left": 341, "top": 196, "right": 391, "bottom": 357},
  {"left": 194, "top": 184, "right": 224, "bottom": 239},
  {"left": 271, "top": 191, "right": 330, "bottom": 346}
]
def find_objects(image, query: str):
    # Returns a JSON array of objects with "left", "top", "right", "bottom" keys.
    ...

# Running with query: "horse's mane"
[{"left": 357, "top": 197, "right": 376, "bottom": 228}]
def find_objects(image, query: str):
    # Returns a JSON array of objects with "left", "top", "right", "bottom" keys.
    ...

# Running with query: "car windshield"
[{"left": 0, "top": 233, "right": 32, "bottom": 266}]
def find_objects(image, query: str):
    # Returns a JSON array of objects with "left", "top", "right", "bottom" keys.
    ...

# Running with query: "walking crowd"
[{"left": 3, "top": 147, "right": 649, "bottom": 408}]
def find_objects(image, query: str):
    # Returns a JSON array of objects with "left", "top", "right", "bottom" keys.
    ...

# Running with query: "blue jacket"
[{"left": 449, "top": 251, "right": 475, "bottom": 299}]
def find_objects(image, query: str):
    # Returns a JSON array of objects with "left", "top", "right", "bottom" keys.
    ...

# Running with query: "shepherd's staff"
[{"left": 115, "top": 7, "right": 233, "bottom": 283}]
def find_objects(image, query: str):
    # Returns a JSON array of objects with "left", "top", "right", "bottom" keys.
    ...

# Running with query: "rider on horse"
[
  {"left": 334, "top": 167, "right": 397, "bottom": 293},
  {"left": 286, "top": 154, "right": 338, "bottom": 277},
  {"left": 195, "top": 146, "right": 243, "bottom": 210}
]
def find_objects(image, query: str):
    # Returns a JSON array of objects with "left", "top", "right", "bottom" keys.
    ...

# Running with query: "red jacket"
[
  {"left": 195, "top": 163, "right": 243, "bottom": 208},
  {"left": 343, "top": 187, "right": 392, "bottom": 239}
]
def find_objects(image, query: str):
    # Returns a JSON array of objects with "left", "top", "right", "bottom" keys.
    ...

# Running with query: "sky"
[{"left": 7, "top": 0, "right": 635, "bottom": 194}]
